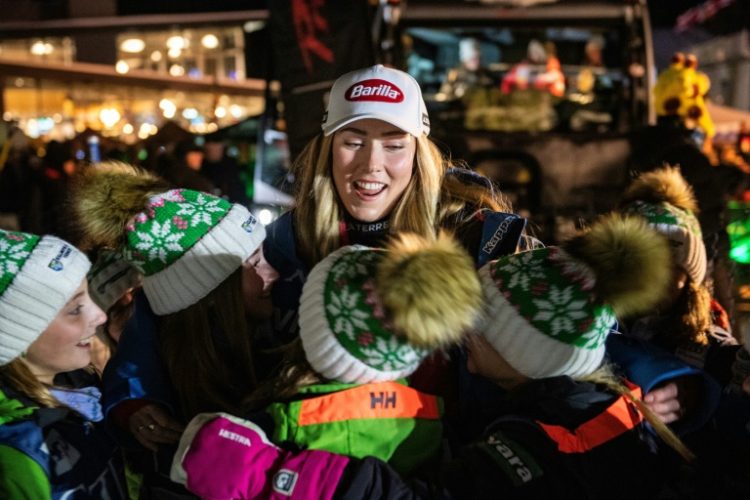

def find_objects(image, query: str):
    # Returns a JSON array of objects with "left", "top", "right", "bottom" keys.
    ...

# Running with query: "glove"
[{"left": 171, "top": 413, "right": 349, "bottom": 499}]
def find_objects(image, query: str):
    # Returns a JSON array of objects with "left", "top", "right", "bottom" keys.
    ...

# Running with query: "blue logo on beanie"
[
  {"left": 242, "top": 215, "right": 258, "bottom": 233},
  {"left": 48, "top": 245, "right": 72, "bottom": 271}
]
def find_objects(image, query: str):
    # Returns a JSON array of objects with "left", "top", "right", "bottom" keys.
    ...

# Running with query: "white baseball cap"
[{"left": 322, "top": 64, "right": 430, "bottom": 137}]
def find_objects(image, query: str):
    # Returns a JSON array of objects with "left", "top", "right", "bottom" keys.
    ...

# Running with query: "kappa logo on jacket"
[{"left": 345, "top": 79, "right": 404, "bottom": 103}]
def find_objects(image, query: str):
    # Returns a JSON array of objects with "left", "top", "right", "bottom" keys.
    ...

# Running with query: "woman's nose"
[{"left": 364, "top": 145, "right": 384, "bottom": 172}]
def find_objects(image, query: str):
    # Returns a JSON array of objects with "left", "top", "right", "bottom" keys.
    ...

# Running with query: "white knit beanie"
[
  {"left": 122, "top": 189, "right": 265, "bottom": 315},
  {"left": 477, "top": 215, "right": 671, "bottom": 379},
  {"left": 298, "top": 234, "right": 482, "bottom": 384},
  {"left": 0, "top": 230, "right": 91, "bottom": 364}
]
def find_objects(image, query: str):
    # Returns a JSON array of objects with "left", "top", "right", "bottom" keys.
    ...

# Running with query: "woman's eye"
[
  {"left": 345, "top": 142, "right": 364, "bottom": 149},
  {"left": 69, "top": 305, "right": 83, "bottom": 316},
  {"left": 385, "top": 144, "right": 404, "bottom": 151}
]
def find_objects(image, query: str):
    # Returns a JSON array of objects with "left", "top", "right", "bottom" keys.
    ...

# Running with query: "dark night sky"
[
  {"left": 116, "top": 1, "right": 709, "bottom": 29},
  {"left": 117, "top": 0, "right": 269, "bottom": 16}
]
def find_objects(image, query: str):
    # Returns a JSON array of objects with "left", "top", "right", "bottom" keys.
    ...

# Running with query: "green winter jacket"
[
  {"left": 267, "top": 380, "right": 443, "bottom": 475},
  {"left": 0, "top": 388, "right": 50, "bottom": 498}
]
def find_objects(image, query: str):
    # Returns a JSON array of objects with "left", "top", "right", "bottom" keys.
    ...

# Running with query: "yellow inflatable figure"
[{"left": 653, "top": 52, "right": 715, "bottom": 154}]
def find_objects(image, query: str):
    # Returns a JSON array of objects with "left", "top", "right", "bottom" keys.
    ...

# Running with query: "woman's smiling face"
[{"left": 331, "top": 118, "right": 416, "bottom": 222}]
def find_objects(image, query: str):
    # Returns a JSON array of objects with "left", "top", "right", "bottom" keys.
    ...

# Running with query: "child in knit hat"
[
  {"left": 619, "top": 166, "right": 739, "bottom": 383},
  {"left": 70, "top": 163, "right": 276, "bottom": 495},
  {"left": 168, "top": 215, "right": 695, "bottom": 499},
  {"left": 613, "top": 166, "right": 750, "bottom": 496},
  {"left": 245, "top": 232, "right": 480, "bottom": 474},
  {"left": 0, "top": 229, "right": 128, "bottom": 498},
  {"left": 169, "top": 231, "right": 482, "bottom": 497}
]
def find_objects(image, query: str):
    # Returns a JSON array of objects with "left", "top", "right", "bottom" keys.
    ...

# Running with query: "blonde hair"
[
  {"left": 0, "top": 359, "right": 62, "bottom": 408},
  {"left": 579, "top": 365, "right": 694, "bottom": 461},
  {"left": 668, "top": 279, "right": 713, "bottom": 346},
  {"left": 292, "top": 132, "right": 510, "bottom": 266}
]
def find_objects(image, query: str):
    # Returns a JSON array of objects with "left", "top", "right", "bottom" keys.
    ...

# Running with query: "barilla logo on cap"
[{"left": 345, "top": 79, "right": 404, "bottom": 103}]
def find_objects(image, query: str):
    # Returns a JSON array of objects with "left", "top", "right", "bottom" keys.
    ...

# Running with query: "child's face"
[
  {"left": 331, "top": 118, "right": 416, "bottom": 223},
  {"left": 466, "top": 334, "right": 528, "bottom": 390},
  {"left": 23, "top": 279, "right": 107, "bottom": 384},
  {"left": 658, "top": 264, "right": 689, "bottom": 311},
  {"left": 242, "top": 246, "right": 278, "bottom": 320}
]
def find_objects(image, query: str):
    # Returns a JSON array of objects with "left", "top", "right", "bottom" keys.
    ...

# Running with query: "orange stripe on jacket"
[
  {"left": 297, "top": 382, "right": 441, "bottom": 427},
  {"left": 536, "top": 384, "right": 644, "bottom": 454}
]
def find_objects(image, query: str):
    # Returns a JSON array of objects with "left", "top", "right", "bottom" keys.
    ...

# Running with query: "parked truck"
[{"left": 381, "top": 0, "right": 655, "bottom": 240}]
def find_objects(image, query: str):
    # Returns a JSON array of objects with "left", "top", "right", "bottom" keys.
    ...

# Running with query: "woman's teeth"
[{"left": 354, "top": 181, "right": 386, "bottom": 192}]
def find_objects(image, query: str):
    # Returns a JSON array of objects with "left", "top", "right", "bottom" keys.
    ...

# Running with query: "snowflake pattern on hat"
[
  {"left": 497, "top": 250, "right": 547, "bottom": 290},
  {"left": 627, "top": 201, "right": 702, "bottom": 237},
  {"left": 489, "top": 247, "right": 614, "bottom": 349},
  {"left": 0, "top": 231, "right": 39, "bottom": 295},
  {"left": 175, "top": 192, "right": 226, "bottom": 227},
  {"left": 324, "top": 250, "right": 426, "bottom": 372},
  {"left": 125, "top": 189, "right": 232, "bottom": 276}
]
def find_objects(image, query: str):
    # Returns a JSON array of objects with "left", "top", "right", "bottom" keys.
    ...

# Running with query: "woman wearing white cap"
[
  {"left": 265, "top": 64, "right": 529, "bottom": 345},
  {"left": 0, "top": 229, "right": 126, "bottom": 498}
]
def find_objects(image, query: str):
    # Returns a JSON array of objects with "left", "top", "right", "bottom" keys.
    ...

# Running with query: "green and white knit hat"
[
  {"left": 299, "top": 233, "right": 482, "bottom": 384},
  {"left": 87, "top": 250, "right": 142, "bottom": 312},
  {"left": 0, "top": 230, "right": 91, "bottom": 364},
  {"left": 621, "top": 167, "right": 706, "bottom": 284},
  {"left": 478, "top": 215, "right": 671, "bottom": 379},
  {"left": 123, "top": 189, "right": 265, "bottom": 315}
]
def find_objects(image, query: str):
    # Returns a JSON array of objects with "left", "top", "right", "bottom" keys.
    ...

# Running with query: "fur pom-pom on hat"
[
  {"left": 377, "top": 232, "right": 481, "bottom": 348},
  {"left": 565, "top": 214, "right": 671, "bottom": 318},
  {"left": 299, "top": 233, "right": 481, "bottom": 384},
  {"left": 620, "top": 166, "right": 698, "bottom": 214},
  {"left": 70, "top": 161, "right": 168, "bottom": 250}
]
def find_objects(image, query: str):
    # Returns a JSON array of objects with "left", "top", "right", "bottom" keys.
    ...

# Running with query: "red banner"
[{"left": 269, "top": 0, "right": 374, "bottom": 157}]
